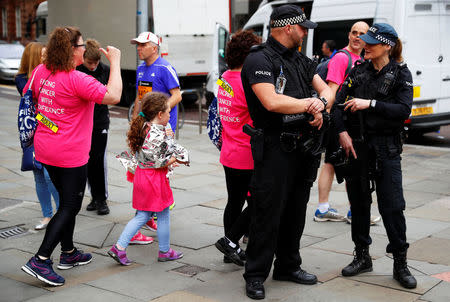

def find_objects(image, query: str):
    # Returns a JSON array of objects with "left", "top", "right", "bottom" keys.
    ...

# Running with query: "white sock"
[
  {"left": 318, "top": 202, "right": 330, "bottom": 213},
  {"left": 225, "top": 236, "right": 237, "bottom": 248}
]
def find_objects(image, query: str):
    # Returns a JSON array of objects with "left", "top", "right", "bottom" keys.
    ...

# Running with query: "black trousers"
[
  {"left": 223, "top": 165, "right": 252, "bottom": 244},
  {"left": 345, "top": 138, "right": 409, "bottom": 254},
  {"left": 37, "top": 164, "right": 87, "bottom": 257},
  {"left": 244, "top": 134, "right": 320, "bottom": 282},
  {"left": 87, "top": 128, "right": 108, "bottom": 202}
]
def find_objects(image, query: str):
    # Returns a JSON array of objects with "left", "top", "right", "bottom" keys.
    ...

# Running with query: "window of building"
[
  {"left": 16, "top": 7, "right": 21, "bottom": 38},
  {"left": 2, "top": 8, "right": 7, "bottom": 38}
]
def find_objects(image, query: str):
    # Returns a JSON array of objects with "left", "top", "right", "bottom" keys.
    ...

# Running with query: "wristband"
[{"left": 319, "top": 96, "right": 328, "bottom": 108}]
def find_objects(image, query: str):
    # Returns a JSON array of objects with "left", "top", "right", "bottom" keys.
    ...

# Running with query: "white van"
[{"left": 236, "top": 0, "right": 450, "bottom": 135}]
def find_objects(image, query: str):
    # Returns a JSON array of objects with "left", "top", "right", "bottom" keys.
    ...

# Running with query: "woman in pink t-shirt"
[
  {"left": 214, "top": 30, "right": 260, "bottom": 266},
  {"left": 21, "top": 26, "right": 122, "bottom": 287}
]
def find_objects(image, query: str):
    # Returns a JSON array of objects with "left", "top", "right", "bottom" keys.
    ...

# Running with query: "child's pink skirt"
[{"left": 132, "top": 166, "right": 174, "bottom": 212}]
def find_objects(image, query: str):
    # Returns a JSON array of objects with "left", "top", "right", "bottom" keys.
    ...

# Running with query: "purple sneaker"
[
  {"left": 57, "top": 248, "right": 92, "bottom": 270},
  {"left": 158, "top": 248, "right": 183, "bottom": 262},
  {"left": 21, "top": 256, "right": 65, "bottom": 286},
  {"left": 107, "top": 245, "right": 133, "bottom": 266}
]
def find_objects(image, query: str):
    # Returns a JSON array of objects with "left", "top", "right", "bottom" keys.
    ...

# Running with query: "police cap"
[
  {"left": 270, "top": 5, "right": 317, "bottom": 29},
  {"left": 359, "top": 23, "right": 398, "bottom": 46}
]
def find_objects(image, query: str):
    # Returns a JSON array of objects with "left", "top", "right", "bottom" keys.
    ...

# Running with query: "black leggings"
[
  {"left": 37, "top": 164, "right": 87, "bottom": 258},
  {"left": 223, "top": 165, "right": 253, "bottom": 244}
]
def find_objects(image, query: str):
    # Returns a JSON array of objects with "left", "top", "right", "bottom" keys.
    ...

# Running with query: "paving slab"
[
  {"left": 171, "top": 222, "right": 223, "bottom": 250},
  {"left": 281, "top": 277, "right": 420, "bottom": 302},
  {"left": 0, "top": 275, "right": 49, "bottom": 302},
  {"left": 433, "top": 227, "right": 450, "bottom": 240},
  {"left": 404, "top": 179, "right": 450, "bottom": 195},
  {"left": 171, "top": 189, "right": 221, "bottom": 210},
  {"left": 25, "top": 283, "right": 141, "bottom": 302},
  {"left": 171, "top": 174, "right": 224, "bottom": 191},
  {"left": 407, "top": 259, "right": 450, "bottom": 276},
  {"left": 309, "top": 231, "right": 389, "bottom": 259},
  {"left": 200, "top": 198, "right": 227, "bottom": 210},
  {"left": 299, "top": 247, "right": 358, "bottom": 282},
  {"left": 408, "top": 237, "right": 450, "bottom": 266},
  {"left": 371, "top": 216, "right": 450, "bottom": 242},
  {"left": 4, "top": 249, "right": 141, "bottom": 292},
  {"left": 179, "top": 245, "right": 243, "bottom": 273},
  {"left": 73, "top": 222, "right": 115, "bottom": 248},
  {"left": 406, "top": 197, "right": 450, "bottom": 223},
  {"left": 403, "top": 190, "right": 444, "bottom": 210},
  {"left": 348, "top": 274, "right": 440, "bottom": 295},
  {"left": 152, "top": 290, "right": 220, "bottom": 302},
  {"left": 186, "top": 269, "right": 316, "bottom": 302},
  {"left": 420, "top": 281, "right": 450, "bottom": 302},
  {"left": 87, "top": 262, "right": 201, "bottom": 301}
]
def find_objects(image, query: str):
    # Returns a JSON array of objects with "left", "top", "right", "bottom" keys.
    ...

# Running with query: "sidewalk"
[{"left": 1, "top": 95, "right": 449, "bottom": 302}]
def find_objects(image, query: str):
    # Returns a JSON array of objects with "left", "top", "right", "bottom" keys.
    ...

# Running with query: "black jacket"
[
  {"left": 76, "top": 62, "right": 111, "bottom": 130},
  {"left": 334, "top": 59, "right": 413, "bottom": 135}
]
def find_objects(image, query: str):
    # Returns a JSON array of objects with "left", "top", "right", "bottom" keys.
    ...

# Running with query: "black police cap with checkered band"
[
  {"left": 270, "top": 4, "right": 317, "bottom": 29},
  {"left": 359, "top": 23, "right": 398, "bottom": 46}
]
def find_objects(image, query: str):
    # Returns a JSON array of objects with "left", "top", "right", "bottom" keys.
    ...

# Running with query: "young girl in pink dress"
[{"left": 108, "top": 92, "right": 189, "bottom": 265}]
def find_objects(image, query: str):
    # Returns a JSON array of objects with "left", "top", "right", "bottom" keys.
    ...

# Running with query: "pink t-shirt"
[
  {"left": 24, "top": 64, "right": 107, "bottom": 168},
  {"left": 218, "top": 70, "right": 254, "bottom": 170},
  {"left": 326, "top": 47, "right": 362, "bottom": 85}
]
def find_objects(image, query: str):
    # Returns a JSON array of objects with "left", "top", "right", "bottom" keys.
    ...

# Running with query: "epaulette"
[
  {"left": 250, "top": 43, "right": 266, "bottom": 52},
  {"left": 398, "top": 61, "right": 407, "bottom": 69}
]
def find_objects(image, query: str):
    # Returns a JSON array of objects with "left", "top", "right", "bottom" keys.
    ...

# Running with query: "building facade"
[{"left": 1, "top": 0, "right": 49, "bottom": 44}]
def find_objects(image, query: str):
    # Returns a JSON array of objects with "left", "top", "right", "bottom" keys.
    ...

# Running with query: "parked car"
[{"left": 0, "top": 44, "right": 24, "bottom": 81}]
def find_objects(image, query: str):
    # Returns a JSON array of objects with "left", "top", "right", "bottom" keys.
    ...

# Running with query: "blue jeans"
[
  {"left": 33, "top": 167, "right": 59, "bottom": 218},
  {"left": 117, "top": 207, "right": 170, "bottom": 252}
]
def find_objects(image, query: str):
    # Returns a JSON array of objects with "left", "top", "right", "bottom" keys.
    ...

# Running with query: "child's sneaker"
[
  {"left": 130, "top": 231, "right": 154, "bottom": 245},
  {"left": 169, "top": 202, "right": 176, "bottom": 210},
  {"left": 21, "top": 256, "right": 65, "bottom": 286},
  {"left": 107, "top": 245, "right": 133, "bottom": 266},
  {"left": 144, "top": 217, "right": 157, "bottom": 231},
  {"left": 57, "top": 248, "right": 92, "bottom": 270},
  {"left": 158, "top": 248, "right": 183, "bottom": 262}
]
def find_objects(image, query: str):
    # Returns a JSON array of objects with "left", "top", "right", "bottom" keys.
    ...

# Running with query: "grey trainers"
[
  {"left": 314, "top": 208, "right": 346, "bottom": 222},
  {"left": 370, "top": 215, "right": 381, "bottom": 225}
]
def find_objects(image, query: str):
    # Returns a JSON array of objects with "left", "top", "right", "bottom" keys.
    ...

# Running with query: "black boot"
[
  {"left": 246, "top": 280, "right": 265, "bottom": 300},
  {"left": 96, "top": 200, "right": 110, "bottom": 215},
  {"left": 393, "top": 250, "right": 417, "bottom": 289},
  {"left": 342, "top": 246, "right": 373, "bottom": 276},
  {"left": 86, "top": 200, "right": 97, "bottom": 211}
]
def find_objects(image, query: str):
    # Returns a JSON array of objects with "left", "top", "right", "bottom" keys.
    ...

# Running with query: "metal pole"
[{"left": 136, "top": 0, "right": 148, "bottom": 66}]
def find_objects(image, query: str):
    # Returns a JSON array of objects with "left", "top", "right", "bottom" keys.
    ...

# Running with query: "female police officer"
[{"left": 333, "top": 23, "right": 416, "bottom": 289}]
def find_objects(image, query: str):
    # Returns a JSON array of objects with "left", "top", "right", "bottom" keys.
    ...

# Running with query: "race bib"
[{"left": 138, "top": 81, "right": 152, "bottom": 100}]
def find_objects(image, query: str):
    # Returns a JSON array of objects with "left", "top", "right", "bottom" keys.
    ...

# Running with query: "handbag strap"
[{"left": 28, "top": 64, "right": 42, "bottom": 88}]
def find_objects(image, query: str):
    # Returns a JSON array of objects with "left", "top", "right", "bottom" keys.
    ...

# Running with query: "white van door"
[
  {"left": 405, "top": 2, "right": 442, "bottom": 115},
  {"left": 440, "top": 1, "right": 450, "bottom": 106},
  {"left": 206, "top": 23, "right": 229, "bottom": 99}
]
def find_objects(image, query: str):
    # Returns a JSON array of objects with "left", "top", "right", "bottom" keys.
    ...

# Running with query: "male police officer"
[{"left": 241, "top": 5, "right": 333, "bottom": 300}]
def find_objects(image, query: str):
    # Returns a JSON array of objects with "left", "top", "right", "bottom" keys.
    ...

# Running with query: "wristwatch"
[
  {"left": 319, "top": 96, "right": 328, "bottom": 108},
  {"left": 370, "top": 99, "right": 377, "bottom": 108}
]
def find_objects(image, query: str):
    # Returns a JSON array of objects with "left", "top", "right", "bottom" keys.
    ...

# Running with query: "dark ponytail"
[
  {"left": 390, "top": 38, "right": 403, "bottom": 63},
  {"left": 127, "top": 92, "right": 169, "bottom": 154}
]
